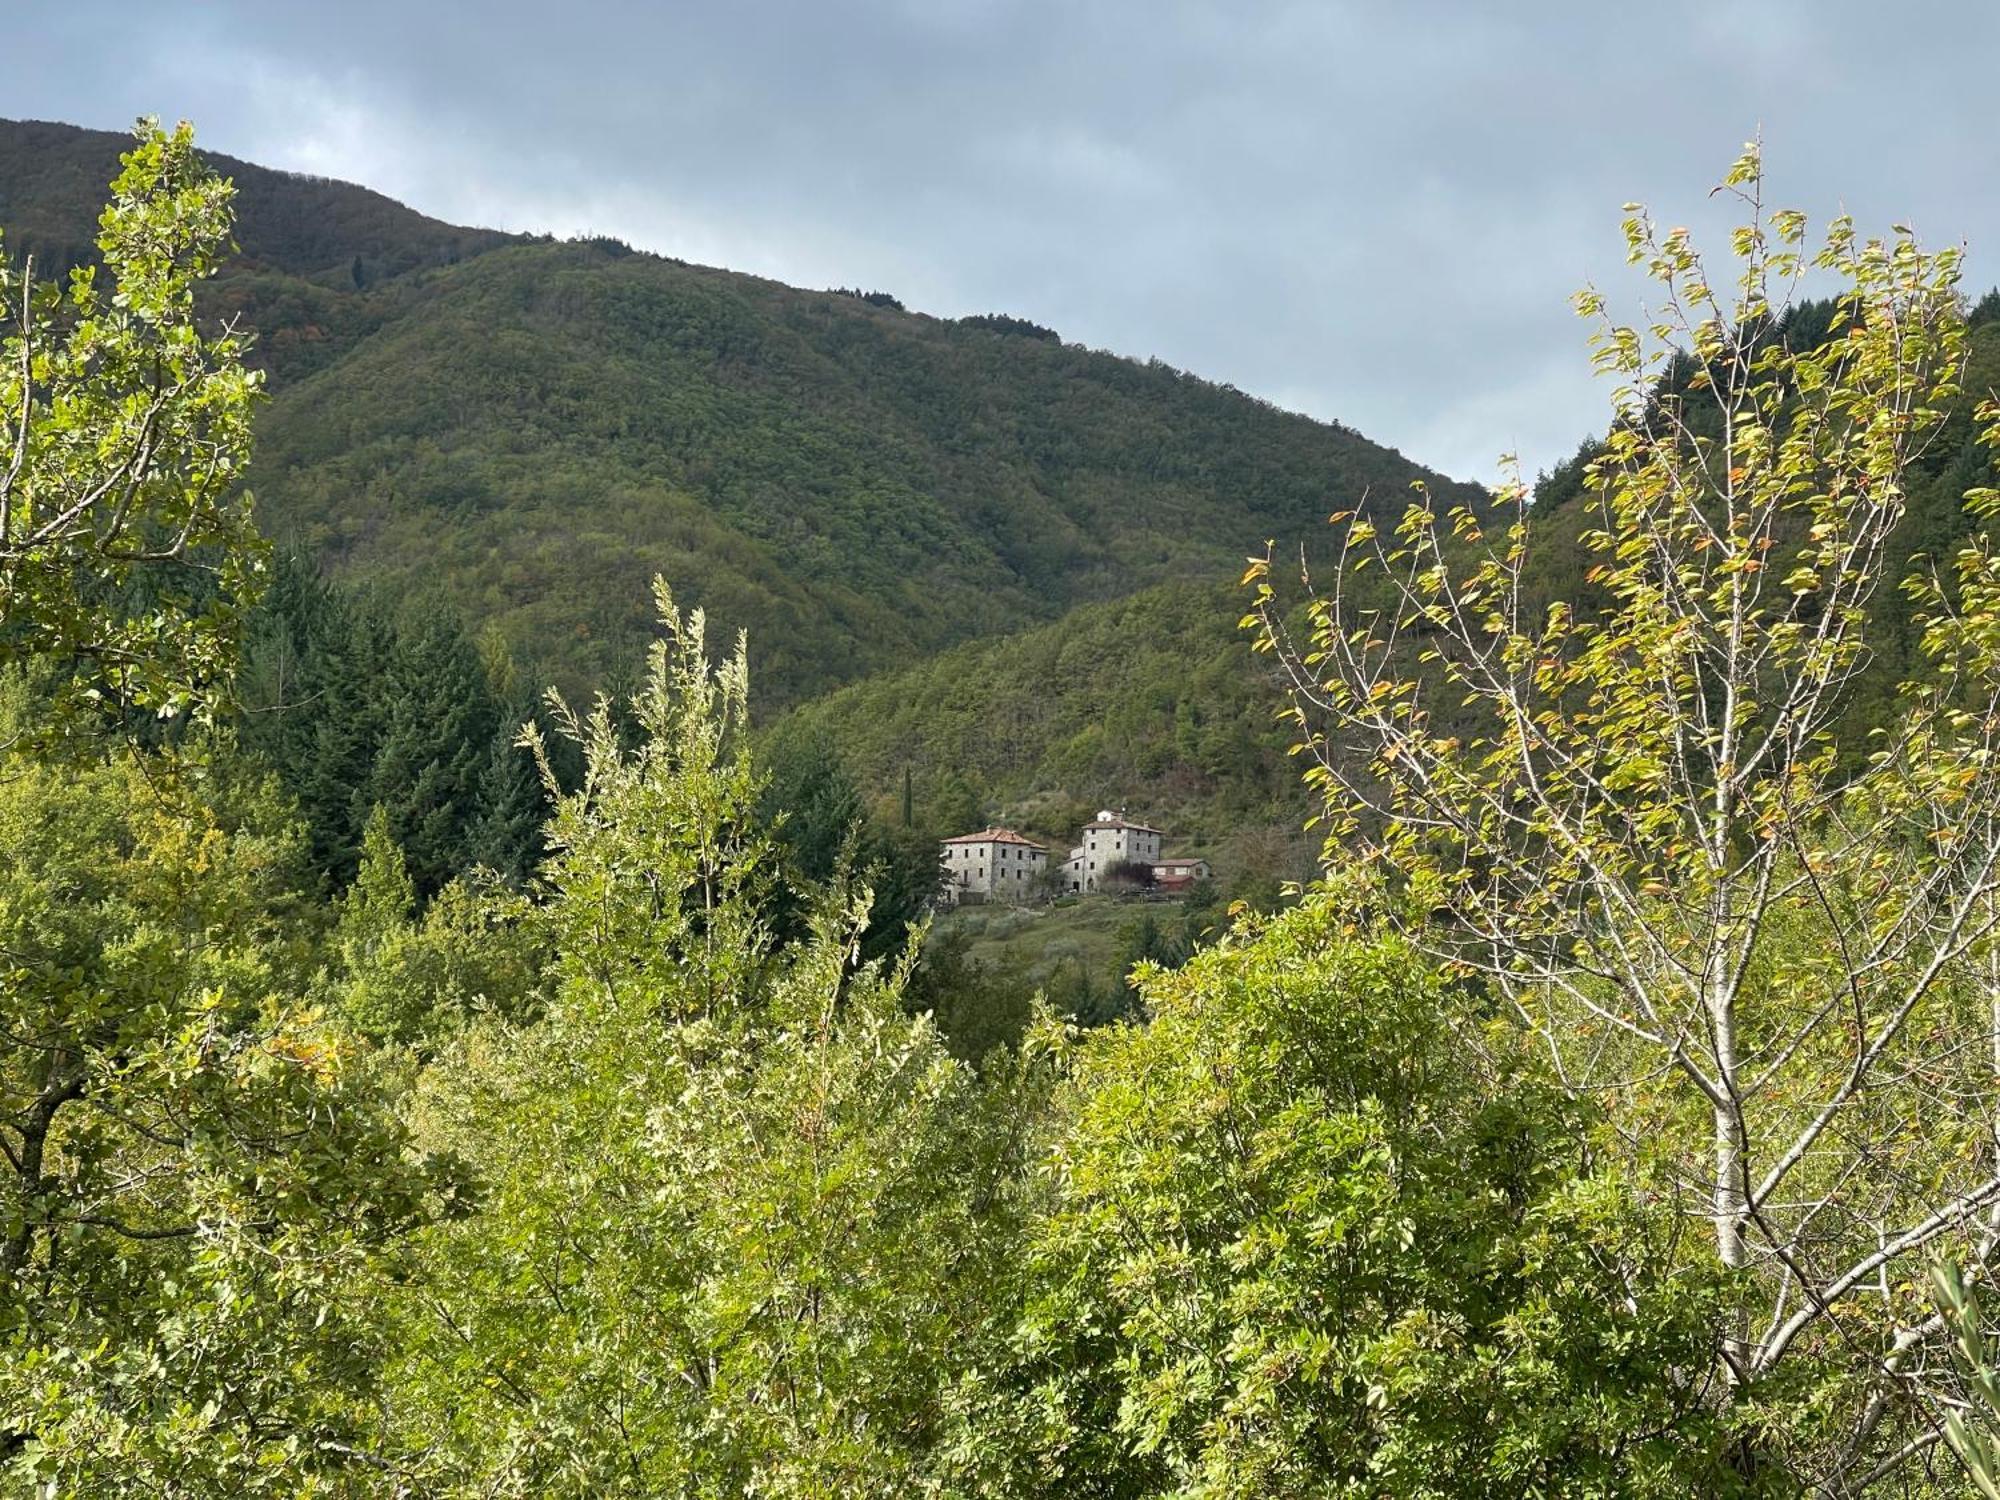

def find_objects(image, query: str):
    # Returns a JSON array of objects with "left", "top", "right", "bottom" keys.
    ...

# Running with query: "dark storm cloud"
[{"left": 10, "top": 1, "right": 1998, "bottom": 481}]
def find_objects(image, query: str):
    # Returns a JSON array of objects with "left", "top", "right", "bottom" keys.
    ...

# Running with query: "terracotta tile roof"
[
  {"left": 1082, "top": 815, "right": 1164, "bottom": 835},
  {"left": 941, "top": 826, "right": 1048, "bottom": 851}
]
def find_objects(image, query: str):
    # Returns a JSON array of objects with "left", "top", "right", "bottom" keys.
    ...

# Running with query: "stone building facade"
[
  {"left": 940, "top": 813, "right": 1209, "bottom": 905},
  {"left": 1062, "top": 811, "right": 1164, "bottom": 893},
  {"left": 940, "top": 827, "right": 1049, "bottom": 904}
]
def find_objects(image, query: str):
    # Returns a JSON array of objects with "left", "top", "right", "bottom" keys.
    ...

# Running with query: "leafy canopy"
[
  {"left": 1254, "top": 144, "right": 1999, "bottom": 1488},
  {"left": 0, "top": 119, "right": 264, "bottom": 727}
]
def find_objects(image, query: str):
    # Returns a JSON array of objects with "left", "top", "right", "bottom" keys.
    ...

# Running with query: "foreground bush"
[{"left": 973, "top": 899, "right": 1755, "bottom": 1497}]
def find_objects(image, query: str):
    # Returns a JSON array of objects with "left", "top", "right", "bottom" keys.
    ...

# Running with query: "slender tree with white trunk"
[{"left": 1252, "top": 147, "right": 2000, "bottom": 1489}]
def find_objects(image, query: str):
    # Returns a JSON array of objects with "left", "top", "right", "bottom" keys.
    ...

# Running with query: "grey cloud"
[{"left": 10, "top": 0, "right": 1997, "bottom": 482}]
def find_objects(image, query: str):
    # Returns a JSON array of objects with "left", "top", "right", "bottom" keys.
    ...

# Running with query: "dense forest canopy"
[
  {"left": 0, "top": 116, "right": 1485, "bottom": 713},
  {"left": 770, "top": 579, "right": 1311, "bottom": 848}
]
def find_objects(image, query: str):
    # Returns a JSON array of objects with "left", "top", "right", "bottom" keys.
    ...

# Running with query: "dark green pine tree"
[
  {"left": 758, "top": 733, "right": 939, "bottom": 962},
  {"left": 762, "top": 732, "right": 867, "bottom": 888},
  {"left": 758, "top": 733, "right": 864, "bottom": 947},
  {"left": 309, "top": 606, "right": 395, "bottom": 884},
  {"left": 467, "top": 689, "right": 549, "bottom": 886},
  {"left": 861, "top": 822, "right": 944, "bottom": 963},
  {"left": 1116, "top": 910, "right": 1189, "bottom": 1010},
  {"left": 235, "top": 553, "right": 328, "bottom": 775},
  {"left": 365, "top": 611, "right": 501, "bottom": 895},
  {"left": 236, "top": 556, "right": 388, "bottom": 885}
]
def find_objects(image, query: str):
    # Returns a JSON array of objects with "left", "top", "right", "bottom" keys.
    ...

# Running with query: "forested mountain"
[
  {"left": 2, "top": 117, "right": 1484, "bottom": 709},
  {"left": 12, "top": 121, "right": 1998, "bottom": 863}
]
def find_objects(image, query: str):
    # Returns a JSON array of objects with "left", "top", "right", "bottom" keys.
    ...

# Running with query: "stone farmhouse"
[
  {"left": 940, "top": 826, "right": 1050, "bottom": 904},
  {"left": 940, "top": 811, "right": 1208, "bottom": 905},
  {"left": 1062, "top": 810, "right": 1162, "bottom": 893}
]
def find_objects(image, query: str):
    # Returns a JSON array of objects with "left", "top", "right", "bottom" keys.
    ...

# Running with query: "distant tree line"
[
  {"left": 828, "top": 285, "right": 906, "bottom": 309},
  {"left": 957, "top": 311, "right": 1061, "bottom": 342}
]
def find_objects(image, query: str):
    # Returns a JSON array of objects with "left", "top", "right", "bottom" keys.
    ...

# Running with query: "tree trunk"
[{"left": 1709, "top": 948, "right": 1748, "bottom": 1375}]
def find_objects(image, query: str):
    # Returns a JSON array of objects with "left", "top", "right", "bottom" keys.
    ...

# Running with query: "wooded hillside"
[{"left": 1, "top": 117, "right": 1484, "bottom": 709}]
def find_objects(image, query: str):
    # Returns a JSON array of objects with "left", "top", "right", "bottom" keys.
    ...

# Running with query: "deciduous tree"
[
  {"left": 377, "top": 585, "right": 1042, "bottom": 1493},
  {"left": 0, "top": 733, "right": 434, "bottom": 1490},
  {"left": 1254, "top": 148, "right": 2000, "bottom": 1485},
  {"left": 0, "top": 120, "right": 263, "bottom": 728},
  {"left": 978, "top": 900, "right": 1741, "bottom": 1497}
]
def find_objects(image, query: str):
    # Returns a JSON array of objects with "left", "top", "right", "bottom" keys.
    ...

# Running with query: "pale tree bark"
[{"left": 1255, "top": 152, "right": 1997, "bottom": 1491}]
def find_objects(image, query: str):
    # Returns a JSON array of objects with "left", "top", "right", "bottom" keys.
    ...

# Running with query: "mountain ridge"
[
  {"left": 0, "top": 116, "right": 1483, "bottom": 729},
  {"left": 0, "top": 116, "right": 522, "bottom": 283}
]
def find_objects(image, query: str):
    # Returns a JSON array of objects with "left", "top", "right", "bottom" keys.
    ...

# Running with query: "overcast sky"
[{"left": 9, "top": 1, "right": 1996, "bottom": 483}]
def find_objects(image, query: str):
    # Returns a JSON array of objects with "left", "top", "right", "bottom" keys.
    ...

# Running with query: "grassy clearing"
[{"left": 929, "top": 894, "right": 1163, "bottom": 992}]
